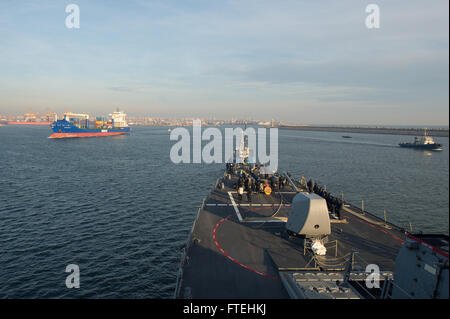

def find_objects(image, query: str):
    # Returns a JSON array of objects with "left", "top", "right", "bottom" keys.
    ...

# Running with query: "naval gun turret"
[{"left": 286, "top": 192, "right": 331, "bottom": 239}]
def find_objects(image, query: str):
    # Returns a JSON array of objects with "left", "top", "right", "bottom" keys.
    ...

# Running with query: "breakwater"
[{"left": 278, "top": 125, "right": 449, "bottom": 137}]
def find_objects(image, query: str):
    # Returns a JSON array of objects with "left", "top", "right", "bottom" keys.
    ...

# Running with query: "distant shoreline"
[{"left": 277, "top": 125, "right": 449, "bottom": 137}]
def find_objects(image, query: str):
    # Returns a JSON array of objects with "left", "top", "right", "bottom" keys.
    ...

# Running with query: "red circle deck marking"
[{"left": 212, "top": 212, "right": 280, "bottom": 281}]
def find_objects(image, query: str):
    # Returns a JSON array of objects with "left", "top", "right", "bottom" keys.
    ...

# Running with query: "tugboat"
[{"left": 399, "top": 129, "right": 443, "bottom": 151}]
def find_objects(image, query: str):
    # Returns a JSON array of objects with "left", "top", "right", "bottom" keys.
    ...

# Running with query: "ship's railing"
[
  {"left": 313, "top": 254, "right": 350, "bottom": 271},
  {"left": 301, "top": 239, "right": 346, "bottom": 271},
  {"left": 342, "top": 201, "right": 412, "bottom": 234}
]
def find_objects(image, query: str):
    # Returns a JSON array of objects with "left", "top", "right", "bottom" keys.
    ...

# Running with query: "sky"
[{"left": 0, "top": 0, "right": 448, "bottom": 125}]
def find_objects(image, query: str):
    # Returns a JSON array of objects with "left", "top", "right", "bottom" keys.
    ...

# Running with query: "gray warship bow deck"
[{"left": 175, "top": 172, "right": 408, "bottom": 299}]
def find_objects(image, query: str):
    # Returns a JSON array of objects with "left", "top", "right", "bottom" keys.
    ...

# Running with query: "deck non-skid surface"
[{"left": 178, "top": 176, "right": 406, "bottom": 298}]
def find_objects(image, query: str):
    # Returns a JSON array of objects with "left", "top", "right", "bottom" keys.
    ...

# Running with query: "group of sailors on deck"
[
  {"left": 226, "top": 163, "right": 343, "bottom": 219},
  {"left": 226, "top": 162, "right": 289, "bottom": 202},
  {"left": 307, "top": 178, "right": 343, "bottom": 219}
]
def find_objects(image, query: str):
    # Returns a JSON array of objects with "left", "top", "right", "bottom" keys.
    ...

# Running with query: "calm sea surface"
[{"left": 0, "top": 125, "right": 448, "bottom": 298}]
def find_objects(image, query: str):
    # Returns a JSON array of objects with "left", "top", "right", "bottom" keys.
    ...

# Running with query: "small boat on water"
[
  {"left": 342, "top": 135, "right": 352, "bottom": 138},
  {"left": 399, "top": 129, "right": 443, "bottom": 151}
]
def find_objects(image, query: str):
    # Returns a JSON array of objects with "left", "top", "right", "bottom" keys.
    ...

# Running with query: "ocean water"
[{"left": 0, "top": 125, "right": 448, "bottom": 298}]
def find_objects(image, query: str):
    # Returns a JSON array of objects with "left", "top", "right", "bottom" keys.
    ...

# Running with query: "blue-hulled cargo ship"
[{"left": 49, "top": 110, "right": 130, "bottom": 138}]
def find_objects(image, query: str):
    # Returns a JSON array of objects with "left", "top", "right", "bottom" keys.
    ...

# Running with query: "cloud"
[{"left": 0, "top": 0, "right": 448, "bottom": 125}]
